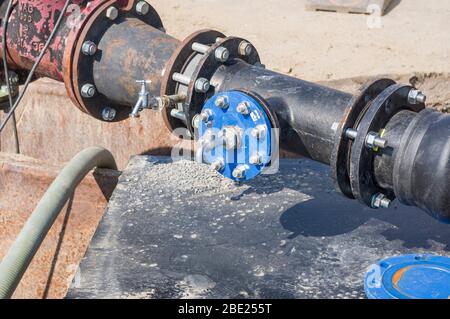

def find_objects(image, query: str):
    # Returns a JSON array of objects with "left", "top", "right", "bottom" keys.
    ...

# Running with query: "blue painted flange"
[
  {"left": 198, "top": 91, "right": 273, "bottom": 181},
  {"left": 365, "top": 254, "right": 450, "bottom": 299}
]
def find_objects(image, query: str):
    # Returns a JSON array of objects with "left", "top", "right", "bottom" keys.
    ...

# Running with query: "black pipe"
[
  {"left": 211, "top": 60, "right": 353, "bottom": 165},
  {"left": 392, "top": 109, "right": 450, "bottom": 222}
]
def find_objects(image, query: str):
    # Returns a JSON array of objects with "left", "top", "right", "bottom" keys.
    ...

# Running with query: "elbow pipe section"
[
  {"left": 211, "top": 61, "right": 354, "bottom": 165},
  {"left": 0, "top": 147, "right": 117, "bottom": 299}
]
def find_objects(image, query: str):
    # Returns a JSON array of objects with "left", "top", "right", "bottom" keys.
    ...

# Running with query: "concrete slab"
[{"left": 67, "top": 156, "right": 450, "bottom": 299}]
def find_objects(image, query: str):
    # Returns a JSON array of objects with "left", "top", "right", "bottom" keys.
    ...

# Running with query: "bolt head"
[
  {"left": 200, "top": 110, "right": 212, "bottom": 123},
  {"left": 251, "top": 125, "right": 267, "bottom": 139},
  {"left": 81, "top": 84, "right": 96, "bottom": 98},
  {"left": 365, "top": 132, "right": 387, "bottom": 150},
  {"left": 249, "top": 154, "right": 262, "bottom": 165},
  {"left": 232, "top": 165, "right": 247, "bottom": 179},
  {"left": 82, "top": 41, "right": 97, "bottom": 56},
  {"left": 236, "top": 101, "right": 250, "bottom": 115},
  {"left": 106, "top": 6, "right": 119, "bottom": 20},
  {"left": 214, "top": 47, "right": 230, "bottom": 63},
  {"left": 372, "top": 193, "right": 391, "bottom": 209},
  {"left": 102, "top": 107, "right": 117, "bottom": 121},
  {"left": 136, "top": 1, "right": 150, "bottom": 15},
  {"left": 215, "top": 96, "right": 229, "bottom": 109},
  {"left": 192, "top": 114, "right": 201, "bottom": 129},
  {"left": 222, "top": 126, "right": 241, "bottom": 150},
  {"left": 211, "top": 159, "right": 224, "bottom": 172},
  {"left": 239, "top": 41, "right": 253, "bottom": 56},
  {"left": 195, "top": 78, "right": 210, "bottom": 93},
  {"left": 408, "top": 89, "right": 427, "bottom": 105}
]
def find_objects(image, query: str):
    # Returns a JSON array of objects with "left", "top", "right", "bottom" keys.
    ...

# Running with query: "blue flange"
[
  {"left": 198, "top": 91, "right": 274, "bottom": 181},
  {"left": 365, "top": 254, "right": 450, "bottom": 299}
]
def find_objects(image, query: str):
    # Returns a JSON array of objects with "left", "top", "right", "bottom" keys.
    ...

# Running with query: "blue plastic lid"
[{"left": 365, "top": 254, "right": 450, "bottom": 299}]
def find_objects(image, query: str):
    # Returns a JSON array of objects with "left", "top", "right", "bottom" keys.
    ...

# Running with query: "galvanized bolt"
[
  {"left": 101, "top": 107, "right": 117, "bottom": 121},
  {"left": 371, "top": 193, "right": 391, "bottom": 209},
  {"left": 81, "top": 41, "right": 97, "bottom": 56},
  {"left": 232, "top": 165, "right": 247, "bottom": 179},
  {"left": 81, "top": 83, "right": 96, "bottom": 98},
  {"left": 192, "top": 114, "right": 201, "bottom": 129},
  {"left": 251, "top": 125, "right": 267, "bottom": 139},
  {"left": 172, "top": 72, "right": 191, "bottom": 86},
  {"left": 365, "top": 132, "right": 388, "bottom": 150},
  {"left": 214, "top": 46, "right": 230, "bottom": 63},
  {"left": 211, "top": 159, "right": 225, "bottom": 172},
  {"left": 192, "top": 42, "right": 210, "bottom": 54},
  {"left": 239, "top": 41, "right": 253, "bottom": 56},
  {"left": 200, "top": 110, "right": 213, "bottom": 123},
  {"left": 345, "top": 128, "right": 358, "bottom": 140},
  {"left": 236, "top": 101, "right": 250, "bottom": 115},
  {"left": 135, "top": 1, "right": 150, "bottom": 15},
  {"left": 222, "top": 126, "right": 241, "bottom": 150},
  {"left": 408, "top": 89, "right": 426, "bottom": 105},
  {"left": 194, "top": 78, "right": 210, "bottom": 93},
  {"left": 106, "top": 6, "right": 119, "bottom": 20},
  {"left": 215, "top": 96, "right": 229, "bottom": 109},
  {"left": 249, "top": 154, "right": 262, "bottom": 165}
]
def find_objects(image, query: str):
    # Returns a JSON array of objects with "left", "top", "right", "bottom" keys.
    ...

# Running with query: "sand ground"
[{"left": 152, "top": 0, "right": 450, "bottom": 82}]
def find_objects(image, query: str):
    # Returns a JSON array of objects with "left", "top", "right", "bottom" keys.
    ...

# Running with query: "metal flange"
[
  {"left": 161, "top": 31, "right": 261, "bottom": 134},
  {"left": 348, "top": 84, "right": 425, "bottom": 207},
  {"left": 184, "top": 37, "right": 260, "bottom": 134},
  {"left": 198, "top": 90, "right": 277, "bottom": 182},
  {"left": 330, "top": 78, "right": 396, "bottom": 199},
  {"left": 160, "top": 30, "right": 226, "bottom": 131},
  {"left": 63, "top": 0, "right": 164, "bottom": 121}
]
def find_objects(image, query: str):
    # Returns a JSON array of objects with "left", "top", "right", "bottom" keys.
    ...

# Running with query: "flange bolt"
[
  {"left": 136, "top": 1, "right": 150, "bottom": 15},
  {"left": 236, "top": 101, "right": 250, "bottom": 115},
  {"left": 81, "top": 84, "right": 96, "bottom": 98},
  {"left": 365, "top": 132, "right": 388, "bottom": 150},
  {"left": 106, "top": 7, "right": 119, "bottom": 20},
  {"left": 371, "top": 193, "right": 391, "bottom": 209},
  {"left": 195, "top": 78, "right": 210, "bottom": 93},
  {"left": 82, "top": 41, "right": 97, "bottom": 56},
  {"left": 200, "top": 110, "right": 213, "bottom": 123},
  {"left": 211, "top": 159, "right": 225, "bottom": 172},
  {"left": 215, "top": 47, "right": 230, "bottom": 63},
  {"left": 251, "top": 125, "right": 267, "bottom": 139},
  {"left": 102, "top": 107, "right": 117, "bottom": 121},
  {"left": 249, "top": 154, "right": 262, "bottom": 165},
  {"left": 215, "top": 96, "right": 229, "bottom": 109},
  {"left": 232, "top": 165, "right": 247, "bottom": 179},
  {"left": 239, "top": 41, "right": 253, "bottom": 56},
  {"left": 408, "top": 89, "right": 427, "bottom": 105}
]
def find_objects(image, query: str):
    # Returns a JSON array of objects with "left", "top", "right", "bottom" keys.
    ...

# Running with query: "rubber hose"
[{"left": 0, "top": 147, "right": 117, "bottom": 298}]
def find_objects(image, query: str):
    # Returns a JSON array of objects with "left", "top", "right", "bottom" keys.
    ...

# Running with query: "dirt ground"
[{"left": 152, "top": 0, "right": 450, "bottom": 82}]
